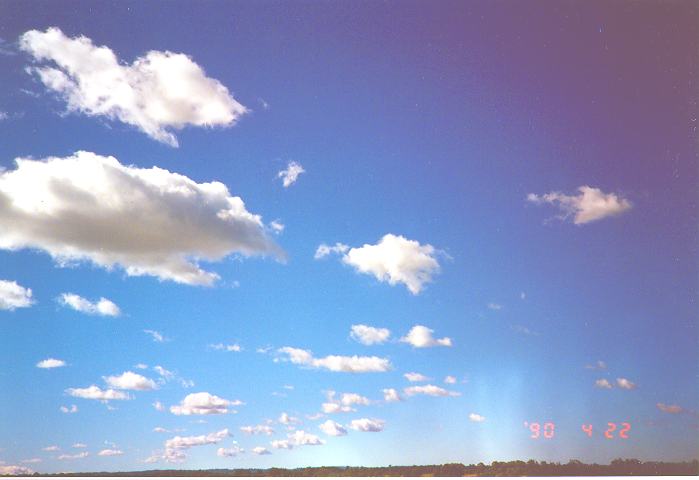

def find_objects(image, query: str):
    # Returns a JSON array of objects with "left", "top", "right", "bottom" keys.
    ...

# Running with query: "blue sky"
[{"left": 0, "top": 0, "right": 697, "bottom": 474}]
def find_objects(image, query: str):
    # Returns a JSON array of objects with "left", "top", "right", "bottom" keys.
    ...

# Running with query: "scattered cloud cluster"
[
  {"left": 59, "top": 293, "right": 120, "bottom": 316},
  {"left": 400, "top": 325, "right": 452, "bottom": 348},
  {"left": 0, "top": 279, "right": 34, "bottom": 310},
  {"left": 170, "top": 392, "right": 242, "bottom": 415},
  {"left": 0, "top": 151, "right": 282, "bottom": 286},
  {"left": 20, "top": 27, "right": 247, "bottom": 146},
  {"left": 277, "top": 161, "right": 305, "bottom": 188},
  {"left": 277, "top": 347, "right": 391, "bottom": 373},
  {"left": 316, "top": 234, "right": 441, "bottom": 294},
  {"left": 594, "top": 378, "right": 636, "bottom": 390},
  {"left": 60, "top": 404, "right": 78, "bottom": 414},
  {"left": 527, "top": 186, "right": 632, "bottom": 224}
]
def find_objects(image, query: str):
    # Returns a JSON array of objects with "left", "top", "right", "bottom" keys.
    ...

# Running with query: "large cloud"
[
  {"left": 527, "top": 186, "right": 632, "bottom": 224},
  {"left": 316, "top": 234, "right": 441, "bottom": 294},
  {"left": 277, "top": 347, "right": 391, "bottom": 373},
  {"left": 59, "top": 293, "right": 120, "bottom": 316},
  {"left": 170, "top": 392, "right": 242, "bottom": 415},
  {"left": 0, "top": 151, "right": 282, "bottom": 285},
  {"left": 19, "top": 27, "right": 247, "bottom": 146},
  {"left": 0, "top": 279, "right": 34, "bottom": 310}
]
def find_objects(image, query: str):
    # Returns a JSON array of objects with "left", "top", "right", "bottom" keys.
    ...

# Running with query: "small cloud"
[
  {"left": 57, "top": 452, "right": 89, "bottom": 460},
  {"left": 520, "top": 292, "right": 526, "bottom": 300},
  {"left": 347, "top": 418, "right": 385, "bottom": 432},
  {"left": 319, "top": 420, "right": 347, "bottom": 437},
  {"left": 444, "top": 376, "right": 457, "bottom": 385},
  {"left": 59, "top": 293, "right": 120, "bottom": 316},
  {"left": 134, "top": 363, "right": 148, "bottom": 370},
  {"left": 277, "top": 161, "right": 305, "bottom": 188},
  {"left": 350, "top": 324, "right": 391, "bottom": 345},
  {"left": 382, "top": 388, "right": 402, "bottom": 403},
  {"left": 277, "top": 346, "right": 392, "bottom": 373},
  {"left": 104, "top": 371, "right": 159, "bottom": 391},
  {"left": 252, "top": 446, "right": 271, "bottom": 455},
  {"left": 585, "top": 360, "right": 607, "bottom": 370},
  {"left": 616, "top": 378, "right": 636, "bottom": 390},
  {"left": 153, "top": 365, "right": 175, "bottom": 380},
  {"left": 656, "top": 403, "right": 683, "bottom": 414},
  {"left": 170, "top": 392, "right": 242, "bottom": 415},
  {"left": 217, "top": 445, "right": 243, "bottom": 457},
  {"left": 72, "top": 443, "right": 87, "bottom": 449},
  {"left": 404, "top": 372, "right": 430, "bottom": 382},
  {"left": 278, "top": 412, "right": 300, "bottom": 425},
  {"left": 144, "top": 330, "right": 167, "bottom": 343},
  {"left": 0, "top": 279, "right": 34, "bottom": 311},
  {"left": 209, "top": 343, "right": 242, "bottom": 352},
  {"left": 37, "top": 358, "right": 66, "bottom": 369},
  {"left": 42, "top": 446, "right": 60, "bottom": 452},
  {"left": 400, "top": 325, "right": 452, "bottom": 348},
  {"left": 240, "top": 424, "right": 274, "bottom": 436},
  {"left": 66, "top": 385, "right": 130, "bottom": 401},
  {"left": 60, "top": 405, "right": 78, "bottom": 414},
  {"left": 269, "top": 220, "right": 285, "bottom": 234},
  {"left": 153, "top": 401, "right": 165, "bottom": 411},
  {"left": 98, "top": 449, "right": 123, "bottom": 456},
  {"left": 404, "top": 384, "right": 460, "bottom": 397},
  {"left": 469, "top": 413, "right": 486, "bottom": 422},
  {"left": 487, "top": 303, "right": 502, "bottom": 310},
  {"left": 511, "top": 324, "right": 539, "bottom": 336},
  {"left": 527, "top": 186, "right": 632, "bottom": 224},
  {"left": 314, "top": 243, "right": 349, "bottom": 260},
  {"left": 595, "top": 379, "right": 613, "bottom": 389}
]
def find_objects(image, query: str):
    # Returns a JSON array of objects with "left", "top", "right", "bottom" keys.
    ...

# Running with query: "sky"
[{"left": 0, "top": 0, "right": 697, "bottom": 475}]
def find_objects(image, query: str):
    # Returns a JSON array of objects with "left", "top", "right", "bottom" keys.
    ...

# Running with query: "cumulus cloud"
[
  {"left": 400, "top": 325, "right": 452, "bottom": 348},
  {"left": 165, "top": 429, "right": 230, "bottom": 450},
  {"left": 66, "top": 385, "right": 130, "bottom": 401},
  {"left": 595, "top": 379, "right": 613, "bottom": 389},
  {"left": 37, "top": 358, "right": 66, "bottom": 369},
  {"left": 403, "top": 384, "right": 460, "bottom": 397},
  {"left": 0, "top": 151, "right": 282, "bottom": 286},
  {"left": 240, "top": 424, "right": 274, "bottom": 435},
  {"left": 350, "top": 324, "right": 390, "bottom": 345},
  {"left": 0, "top": 279, "right": 34, "bottom": 310},
  {"left": 347, "top": 418, "right": 385, "bottom": 432},
  {"left": 404, "top": 372, "right": 430, "bottom": 382},
  {"left": 322, "top": 391, "right": 370, "bottom": 414},
  {"left": 277, "top": 346, "right": 391, "bottom": 373},
  {"left": 98, "top": 449, "right": 123, "bottom": 456},
  {"left": 217, "top": 445, "right": 243, "bottom": 457},
  {"left": 616, "top": 378, "right": 636, "bottom": 390},
  {"left": 0, "top": 466, "right": 34, "bottom": 476},
  {"left": 382, "top": 388, "right": 402, "bottom": 403},
  {"left": 270, "top": 439, "right": 292, "bottom": 450},
  {"left": 656, "top": 403, "right": 683, "bottom": 414},
  {"left": 318, "top": 234, "right": 440, "bottom": 294},
  {"left": 277, "top": 161, "right": 305, "bottom": 188},
  {"left": 444, "top": 376, "right": 457, "bottom": 384},
  {"left": 252, "top": 446, "right": 271, "bottom": 455},
  {"left": 288, "top": 430, "right": 324, "bottom": 446},
  {"left": 20, "top": 27, "right": 247, "bottom": 146},
  {"left": 59, "top": 293, "right": 120, "bottom": 316},
  {"left": 314, "top": 242, "right": 349, "bottom": 259},
  {"left": 104, "top": 371, "right": 158, "bottom": 391},
  {"left": 319, "top": 420, "right": 347, "bottom": 437},
  {"left": 469, "top": 413, "right": 486, "bottom": 422},
  {"left": 527, "top": 186, "right": 632, "bottom": 224},
  {"left": 170, "top": 392, "right": 242, "bottom": 415},
  {"left": 278, "top": 412, "right": 300, "bottom": 425}
]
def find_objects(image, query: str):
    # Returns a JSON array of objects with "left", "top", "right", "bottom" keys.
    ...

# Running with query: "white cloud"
[
  {"left": 37, "top": 358, "right": 66, "bottom": 369},
  {"left": 0, "top": 151, "right": 282, "bottom": 286},
  {"left": 20, "top": 27, "right": 247, "bottom": 146},
  {"left": 382, "top": 388, "right": 402, "bottom": 403},
  {"left": 288, "top": 430, "right": 324, "bottom": 446},
  {"left": 270, "top": 439, "right": 292, "bottom": 450},
  {"left": 404, "top": 372, "right": 430, "bottom": 382},
  {"left": 153, "top": 365, "right": 174, "bottom": 380},
  {"left": 277, "top": 161, "right": 305, "bottom": 188},
  {"left": 277, "top": 346, "right": 391, "bottom": 373},
  {"left": 165, "top": 429, "right": 230, "bottom": 451},
  {"left": 595, "top": 379, "right": 613, "bottom": 389},
  {"left": 487, "top": 303, "right": 502, "bottom": 310},
  {"left": 319, "top": 420, "right": 347, "bottom": 437},
  {"left": 657, "top": 403, "right": 683, "bottom": 414},
  {"left": 72, "top": 443, "right": 87, "bottom": 449},
  {"left": 314, "top": 242, "right": 349, "bottom": 259},
  {"left": 59, "top": 293, "right": 120, "bottom": 316},
  {"left": 135, "top": 363, "right": 148, "bottom": 370},
  {"left": 144, "top": 330, "right": 166, "bottom": 343},
  {"left": 240, "top": 424, "right": 274, "bottom": 436},
  {"left": 616, "top": 378, "right": 636, "bottom": 390},
  {"left": 170, "top": 392, "right": 242, "bottom": 415},
  {"left": 60, "top": 404, "right": 78, "bottom": 414},
  {"left": 403, "top": 384, "right": 460, "bottom": 397},
  {"left": 252, "top": 446, "right": 271, "bottom": 455},
  {"left": 57, "top": 452, "right": 89, "bottom": 460},
  {"left": 331, "top": 234, "right": 441, "bottom": 294},
  {"left": 104, "top": 371, "right": 158, "bottom": 391},
  {"left": 347, "top": 418, "right": 385, "bottom": 432},
  {"left": 153, "top": 427, "right": 169, "bottom": 433},
  {"left": 42, "top": 446, "right": 60, "bottom": 452},
  {"left": 217, "top": 445, "right": 243, "bottom": 457},
  {"left": 400, "top": 325, "right": 452, "bottom": 348},
  {"left": 278, "top": 412, "right": 300, "bottom": 425},
  {"left": 527, "top": 186, "right": 632, "bottom": 224},
  {"left": 210, "top": 343, "right": 242, "bottom": 352},
  {"left": 469, "top": 413, "right": 486, "bottom": 422},
  {"left": 269, "top": 220, "right": 285, "bottom": 234},
  {"left": 585, "top": 360, "right": 607, "bottom": 370},
  {"left": 444, "top": 376, "right": 457, "bottom": 384},
  {"left": 0, "top": 466, "right": 34, "bottom": 475},
  {"left": 350, "top": 324, "right": 390, "bottom": 345},
  {"left": 322, "top": 391, "right": 370, "bottom": 414},
  {"left": 153, "top": 401, "right": 165, "bottom": 411},
  {"left": 66, "top": 385, "right": 130, "bottom": 401},
  {"left": 0, "top": 279, "right": 34, "bottom": 310},
  {"left": 98, "top": 449, "right": 123, "bottom": 456}
]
